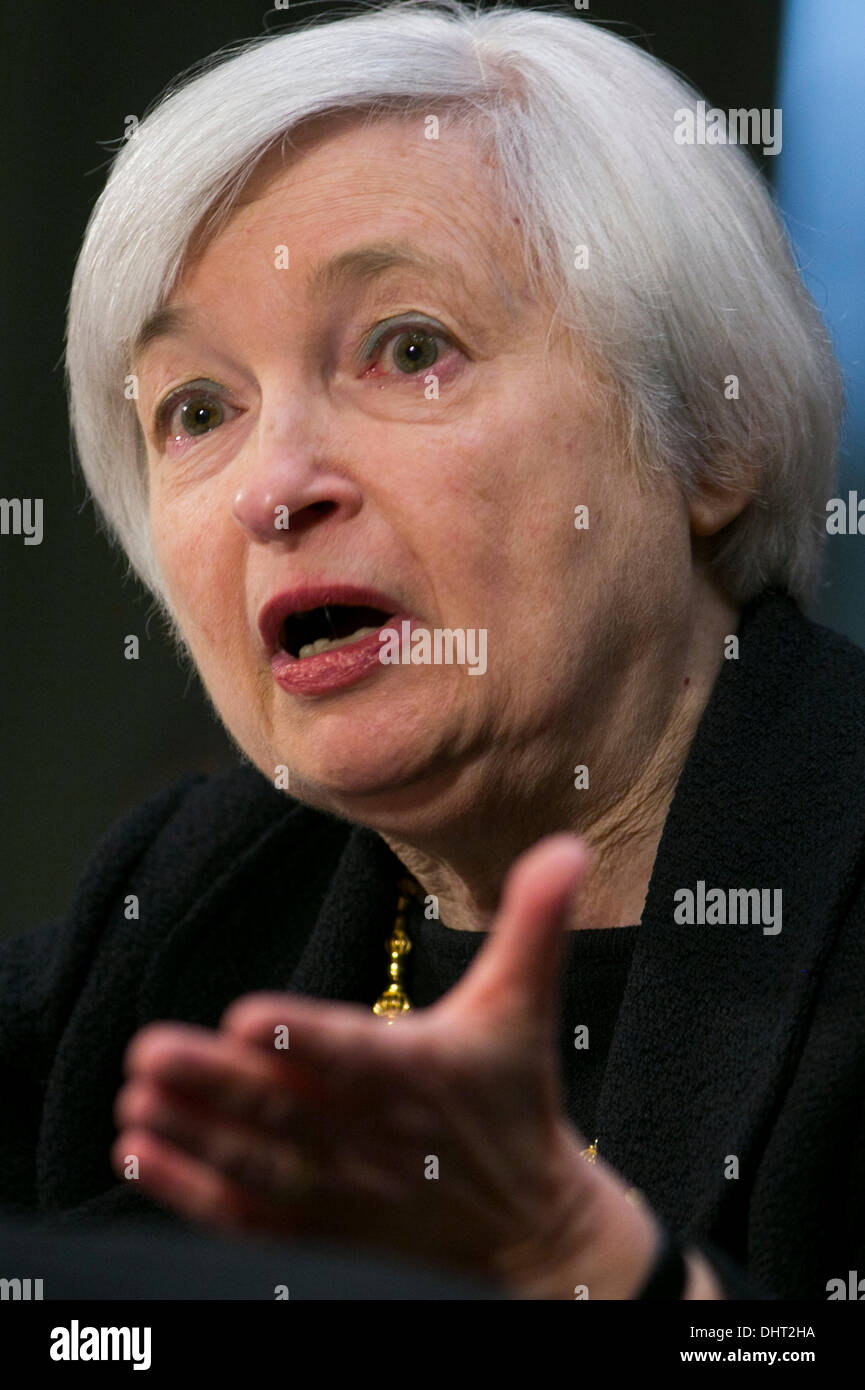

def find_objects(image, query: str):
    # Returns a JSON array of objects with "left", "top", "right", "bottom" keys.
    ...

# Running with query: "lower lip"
[{"left": 270, "top": 615, "right": 416, "bottom": 696}]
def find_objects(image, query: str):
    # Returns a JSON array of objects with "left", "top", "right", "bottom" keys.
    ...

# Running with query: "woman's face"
[{"left": 135, "top": 115, "right": 693, "bottom": 827}]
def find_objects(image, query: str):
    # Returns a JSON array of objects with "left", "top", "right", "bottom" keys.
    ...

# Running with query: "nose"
[{"left": 231, "top": 406, "right": 363, "bottom": 542}]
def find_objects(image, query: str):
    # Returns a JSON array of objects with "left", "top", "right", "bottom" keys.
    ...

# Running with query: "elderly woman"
[{"left": 2, "top": 0, "right": 860, "bottom": 1302}]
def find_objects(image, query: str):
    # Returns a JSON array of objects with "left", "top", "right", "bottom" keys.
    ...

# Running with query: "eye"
[
  {"left": 386, "top": 328, "right": 440, "bottom": 374},
  {"left": 153, "top": 382, "right": 237, "bottom": 441},
  {"left": 358, "top": 317, "right": 459, "bottom": 379}
]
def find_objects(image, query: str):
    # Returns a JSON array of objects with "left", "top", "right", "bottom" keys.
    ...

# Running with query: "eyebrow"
[
  {"left": 131, "top": 305, "right": 197, "bottom": 358},
  {"left": 131, "top": 241, "right": 498, "bottom": 358},
  {"left": 308, "top": 242, "right": 473, "bottom": 299}
]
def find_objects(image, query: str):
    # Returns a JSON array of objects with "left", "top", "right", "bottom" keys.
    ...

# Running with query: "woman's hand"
[{"left": 112, "top": 835, "right": 664, "bottom": 1298}]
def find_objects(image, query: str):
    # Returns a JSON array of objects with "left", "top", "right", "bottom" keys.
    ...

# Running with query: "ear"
[{"left": 688, "top": 468, "right": 755, "bottom": 537}]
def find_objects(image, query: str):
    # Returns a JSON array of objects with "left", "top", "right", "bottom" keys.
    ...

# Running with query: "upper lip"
[{"left": 258, "top": 583, "right": 406, "bottom": 655}]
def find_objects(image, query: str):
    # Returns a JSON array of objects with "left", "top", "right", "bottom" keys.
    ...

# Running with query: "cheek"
[{"left": 150, "top": 494, "right": 242, "bottom": 650}]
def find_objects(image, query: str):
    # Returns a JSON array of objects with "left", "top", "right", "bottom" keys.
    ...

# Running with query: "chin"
[
  {"left": 292, "top": 746, "right": 431, "bottom": 805},
  {"left": 290, "top": 741, "right": 485, "bottom": 843}
]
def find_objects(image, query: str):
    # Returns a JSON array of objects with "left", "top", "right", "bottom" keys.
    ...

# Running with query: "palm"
[{"left": 113, "top": 836, "right": 596, "bottom": 1284}]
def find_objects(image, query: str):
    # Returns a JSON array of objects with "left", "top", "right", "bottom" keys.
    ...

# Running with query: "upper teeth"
[{"left": 297, "top": 625, "right": 382, "bottom": 659}]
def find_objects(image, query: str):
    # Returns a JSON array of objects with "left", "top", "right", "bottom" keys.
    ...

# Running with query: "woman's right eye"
[
  {"left": 154, "top": 384, "right": 237, "bottom": 442},
  {"left": 174, "top": 396, "right": 224, "bottom": 437}
]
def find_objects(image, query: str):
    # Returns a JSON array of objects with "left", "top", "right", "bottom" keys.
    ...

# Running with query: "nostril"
[{"left": 282, "top": 499, "right": 337, "bottom": 534}]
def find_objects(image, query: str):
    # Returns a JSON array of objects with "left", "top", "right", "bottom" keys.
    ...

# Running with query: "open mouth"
[{"left": 281, "top": 604, "right": 394, "bottom": 659}]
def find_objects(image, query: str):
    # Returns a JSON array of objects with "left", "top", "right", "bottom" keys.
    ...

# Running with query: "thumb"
[{"left": 445, "top": 834, "right": 591, "bottom": 1031}]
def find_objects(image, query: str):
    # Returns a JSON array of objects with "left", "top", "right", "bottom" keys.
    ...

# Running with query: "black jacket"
[{"left": 3, "top": 588, "right": 865, "bottom": 1300}]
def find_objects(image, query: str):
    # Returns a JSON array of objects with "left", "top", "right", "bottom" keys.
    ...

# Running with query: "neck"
[{"left": 380, "top": 581, "right": 740, "bottom": 932}]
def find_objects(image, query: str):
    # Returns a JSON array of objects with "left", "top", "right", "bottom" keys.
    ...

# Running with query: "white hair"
[{"left": 66, "top": 0, "right": 843, "bottom": 612}]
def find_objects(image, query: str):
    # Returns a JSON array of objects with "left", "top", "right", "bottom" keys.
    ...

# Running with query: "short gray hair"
[{"left": 66, "top": 0, "right": 844, "bottom": 610}]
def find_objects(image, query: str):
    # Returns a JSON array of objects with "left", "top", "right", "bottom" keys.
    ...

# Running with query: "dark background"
[{"left": 0, "top": 0, "right": 806, "bottom": 933}]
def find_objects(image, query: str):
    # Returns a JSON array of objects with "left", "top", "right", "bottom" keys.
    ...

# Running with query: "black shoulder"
[
  {"left": 0, "top": 773, "right": 204, "bottom": 1055},
  {"left": 62, "top": 761, "right": 328, "bottom": 930},
  {"left": 741, "top": 589, "right": 865, "bottom": 743},
  {"left": 0, "top": 763, "right": 330, "bottom": 1075}
]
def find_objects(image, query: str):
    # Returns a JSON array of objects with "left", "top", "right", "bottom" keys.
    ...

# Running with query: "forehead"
[
  {"left": 231, "top": 110, "right": 506, "bottom": 228},
  {"left": 181, "top": 111, "right": 530, "bottom": 311}
]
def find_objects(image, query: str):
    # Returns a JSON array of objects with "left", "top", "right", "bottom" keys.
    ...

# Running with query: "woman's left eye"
[{"left": 360, "top": 321, "right": 457, "bottom": 378}]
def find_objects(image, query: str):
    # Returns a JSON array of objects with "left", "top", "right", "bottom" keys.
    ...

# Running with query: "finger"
[
  {"left": 444, "top": 834, "right": 590, "bottom": 1031},
  {"left": 220, "top": 993, "right": 419, "bottom": 1099},
  {"left": 110, "top": 1127, "right": 284, "bottom": 1235},
  {"left": 112, "top": 1122, "right": 411, "bottom": 1242},
  {"left": 115, "top": 1073, "right": 300, "bottom": 1150},
  {"left": 122, "top": 1022, "right": 334, "bottom": 1110},
  {"left": 115, "top": 1083, "right": 320, "bottom": 1200}
]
